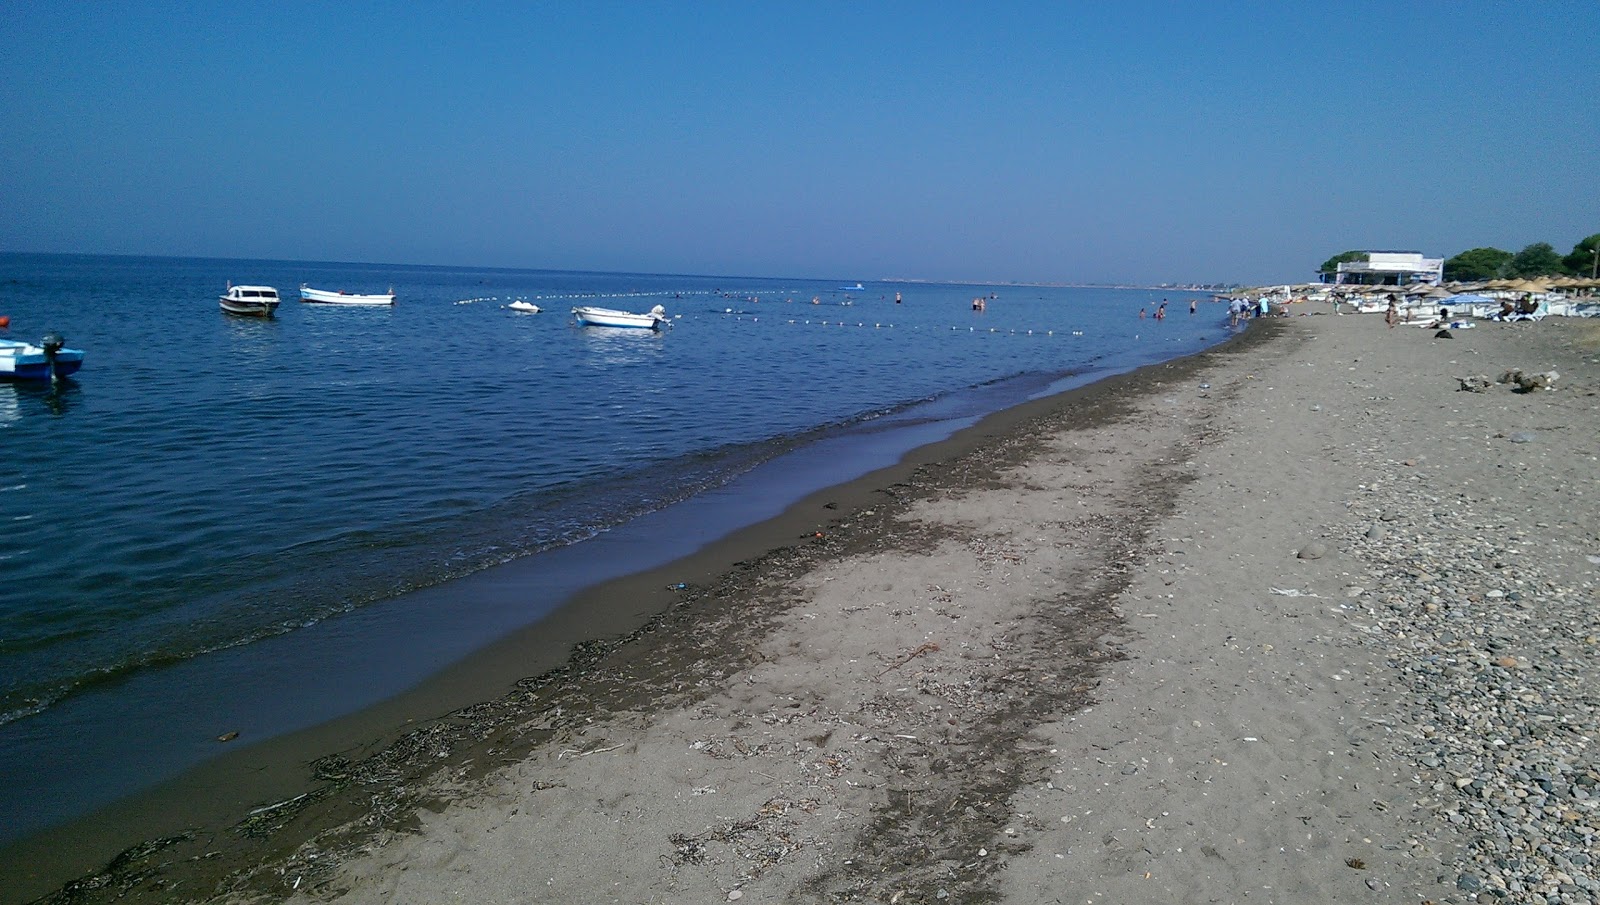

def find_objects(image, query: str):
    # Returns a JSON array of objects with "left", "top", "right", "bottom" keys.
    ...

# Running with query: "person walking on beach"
[{"left": 1386, "top": 298, "right": 1399, "bottom": 328}]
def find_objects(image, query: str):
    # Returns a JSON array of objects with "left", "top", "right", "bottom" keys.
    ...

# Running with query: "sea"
[{"left": 0, "top": 253, "right": 1227, "bottom": 846}]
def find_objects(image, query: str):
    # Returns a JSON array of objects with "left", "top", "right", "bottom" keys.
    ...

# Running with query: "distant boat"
[
  {"left": 300, "top": 284, "right": 396, "bottom": 306},
  {"left": 839, "top": 283, "right": 865, "bottom": 291},
  {"left": 220, "top": 284, "right": 281, "bottom": 317},
  {"left": 0, "top": 334, "right": 84, "bottom": 382},
  {"left": 572, "top": 304, "right": 669, "bottom": 330},
  {"left": 508, "top": 301, "right": 541, "bottom": 313}
]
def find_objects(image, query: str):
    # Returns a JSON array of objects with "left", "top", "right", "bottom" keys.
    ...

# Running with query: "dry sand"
[{"left": 22, "top": 310, "right": 1599, "bottom": 904}]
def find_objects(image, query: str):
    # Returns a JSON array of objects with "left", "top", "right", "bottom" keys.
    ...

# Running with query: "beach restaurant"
[{"left": 1327, "top": 251, "right": 1444, "bottom": 287}]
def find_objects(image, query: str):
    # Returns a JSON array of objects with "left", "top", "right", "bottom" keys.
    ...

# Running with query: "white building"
[{"left": 1332, "top": 251, "right": 1443, "bottom": 286}]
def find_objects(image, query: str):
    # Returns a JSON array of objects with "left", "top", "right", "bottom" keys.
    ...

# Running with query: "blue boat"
[{"left": 0, "top": 334, "right": 84, "bottom": 382}]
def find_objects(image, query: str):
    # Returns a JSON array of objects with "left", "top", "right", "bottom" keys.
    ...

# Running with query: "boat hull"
[
  {"left": 220, "top": 299, "right": 279, "bottom": 317},
  {"left": 300, "top": 285, "right": 395, "bottom": 306},
  {"left": 0, "top": 340, "right": 85, "bottom": 381},
  {"left": 572, "top": 306, "right": 666, "bottom": 329}
]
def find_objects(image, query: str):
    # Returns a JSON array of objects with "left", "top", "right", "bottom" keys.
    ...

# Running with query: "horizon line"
[{"left": 0, "top": 249, "right": 1254, "bottom": 291}]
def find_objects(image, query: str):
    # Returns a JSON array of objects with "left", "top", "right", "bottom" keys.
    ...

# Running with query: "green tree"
[
  {"left": 1563, "top": 233, "right": 1600, "bottom": 278},
  {"left": 1443, "top": 247, "right": 1512, "bottom": 282},
  {"left": 1505, "top": 242, "right": 1566, "bottom": 278},
  {"left": 1318, "top": 250, "right": 1366, "bottom": 277}
]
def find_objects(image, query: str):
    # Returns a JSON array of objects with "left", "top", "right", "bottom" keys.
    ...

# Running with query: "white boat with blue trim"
[
  {"left": 572, "top": 304, "right": 669, "bottom": 330},
  {"left": 300, "top": 284, "right": 396, "bottom": 306},
  {"left": 1, "top": 334, "right": 84, "bottom": 382}
]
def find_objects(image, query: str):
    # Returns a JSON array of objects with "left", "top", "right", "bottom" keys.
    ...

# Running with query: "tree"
[
  {"left": 1443, "top": 247, "right": 1511, "bottom": 282},
  {"left": 1563, "top": 233, "right": 1600, "bottom": 278},
  {"left": 1318, "top": 250, "right": 1366, "bottom": 277},
  {"left": 1505, "top": 242, "right": 1566, "bottom": 278}
]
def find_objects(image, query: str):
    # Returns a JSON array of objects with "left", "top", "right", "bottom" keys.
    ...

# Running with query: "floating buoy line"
[
  {"left": 716, "top": 310, "right": 1088, "bottom": 338},
  {"left": 455, "top": 287, "right": 842, "bottom": 307}
]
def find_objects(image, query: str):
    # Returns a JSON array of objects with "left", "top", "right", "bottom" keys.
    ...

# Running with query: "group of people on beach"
[{"left": 1226, "top": 296, "right": 1275, "bottom": 326}]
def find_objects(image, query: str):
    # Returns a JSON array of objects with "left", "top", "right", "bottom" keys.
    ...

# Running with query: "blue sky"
[{"left": 2, "top": 2, "right": 1595, "bottom": 285}]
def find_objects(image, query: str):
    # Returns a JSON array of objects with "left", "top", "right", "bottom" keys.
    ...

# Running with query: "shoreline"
[
  {"left": 1, "top": 271, "right": 1228, "bottom": 854},
  {"left": 0, "top": 322, "right": 1262, "bottom": 903},
  {"left": 12, "top": 310, "right": 1598, "bottom": 903}
]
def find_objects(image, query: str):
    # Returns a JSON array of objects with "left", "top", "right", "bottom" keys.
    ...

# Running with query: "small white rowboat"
[
  {"left": 572, "top": 304, "right": 669, "bottom": 330},
  {"left": 300, "top": 284, "right": 396, "bottom": 306}
]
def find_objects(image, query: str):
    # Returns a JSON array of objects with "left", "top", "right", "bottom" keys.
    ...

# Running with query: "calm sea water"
[{"left": 0, "top": 253, "right": 1226, "bottom": 841}]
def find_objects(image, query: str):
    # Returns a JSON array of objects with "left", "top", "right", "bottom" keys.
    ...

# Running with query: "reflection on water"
[
  {"left": 0, "top": 380, "right": 76, "bottom": 423},
  {"left": 221, "top": 309, "right": 282, "bottom": 368},
  {"left": 573, "top": 323, "right": 670, "bottom": 366}
]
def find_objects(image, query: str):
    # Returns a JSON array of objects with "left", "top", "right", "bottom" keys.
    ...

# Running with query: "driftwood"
[{"left": 876, "top": 642, "right": 940, "bottom": 677}]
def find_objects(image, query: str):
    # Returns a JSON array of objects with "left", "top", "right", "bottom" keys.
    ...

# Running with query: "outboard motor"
[{"left": 41, "top": 332, "right": 65, "bottom": 384}]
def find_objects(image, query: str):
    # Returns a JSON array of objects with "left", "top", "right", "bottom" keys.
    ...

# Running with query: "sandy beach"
[{"left": 15, "top": 307, "right": 1598, "bottom": 904}]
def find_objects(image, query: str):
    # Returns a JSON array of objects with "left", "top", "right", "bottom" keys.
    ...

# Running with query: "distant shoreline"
[{"left": 0, "top": 250, "right": 1241, "bottom": 293}]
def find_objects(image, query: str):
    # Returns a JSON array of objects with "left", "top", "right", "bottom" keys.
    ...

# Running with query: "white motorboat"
[
  {"left": 508, "top": 301, "right": 541, "bottom": 313},
  {"left": 220, "top": 284, "right": 281, "bottom": 317},
  {"left": 0, "top": 334, "right": 85, "bottom": 382},
  {"left": 300, "top": 284, "right": 396, "bottom": 306},
  {"left": 572, "top": 304, "right": 669, "bottom": 330}
]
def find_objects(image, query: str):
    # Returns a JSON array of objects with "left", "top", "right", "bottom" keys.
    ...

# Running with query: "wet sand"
[{"left": 10, "top": 309, "right": 1598, "bottom": 904}]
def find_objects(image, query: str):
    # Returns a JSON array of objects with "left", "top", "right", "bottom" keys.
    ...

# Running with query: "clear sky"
[{"left": 2, "top": 2, "right": 1595, "bottom": 286}]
